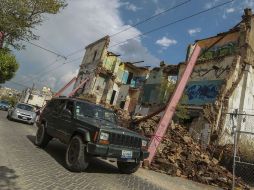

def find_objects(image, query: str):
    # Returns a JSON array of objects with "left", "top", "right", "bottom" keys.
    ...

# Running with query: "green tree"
[
  {"left": 0, "top": 0, "right": 67, "bottom": 49},
  {"left": 0, "top": 49, "right": 19, "bottom": 83}
]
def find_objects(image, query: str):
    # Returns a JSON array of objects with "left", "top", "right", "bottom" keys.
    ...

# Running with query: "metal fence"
[{"left": 230, "top": 111, "right": 254, "bottom": 189}]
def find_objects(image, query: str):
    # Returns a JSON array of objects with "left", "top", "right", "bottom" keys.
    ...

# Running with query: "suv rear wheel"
[
  {"left": 117, "top": 161, "right": 141, "bottom": 174},
  {"left": 65, "top": 135, "right": 89, "bottom": 172},
  {"left": 35, "top": 123, "right": 52, "bottom": 148}
]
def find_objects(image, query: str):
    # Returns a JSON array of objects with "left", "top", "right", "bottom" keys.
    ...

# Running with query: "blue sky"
[
  {"left": 117, "top": 0, "right": 245, "bottom": 64},
  {"left": 4, "top": 0, "right": 254, "bottom": 91}
]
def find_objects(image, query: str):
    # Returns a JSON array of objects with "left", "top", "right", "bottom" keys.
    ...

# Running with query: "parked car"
[
  {"left": 35, "top": 97, "right": 149, "bottom": 174},
  {"left": 7, "top": 103, "right": 36, "bottom": 125},
  {"left": 0, "top": 100, "right": 10, "bottom": 111}
]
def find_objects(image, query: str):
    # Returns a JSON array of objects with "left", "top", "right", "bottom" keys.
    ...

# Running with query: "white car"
[{"left": 7, "top": 103, "right": 36, "bottom": 125}]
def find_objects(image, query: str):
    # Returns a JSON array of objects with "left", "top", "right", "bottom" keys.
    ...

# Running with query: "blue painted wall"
[{"left": 183, "top": 80, "right": 224, "bottom": 105}]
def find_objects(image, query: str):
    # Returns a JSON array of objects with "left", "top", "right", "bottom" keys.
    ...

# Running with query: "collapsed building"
[
  {"left": 177, "top": 9, "right": 254, "bottom": 148},
  {"left": 135, "top": 61, "right": 178, "bottom": 115},
  {"left": 73, "top": 9, "right": 254, "bottom": 150},
  {"left": 73, "top": 36, "right": 149, "bottom": 113}
]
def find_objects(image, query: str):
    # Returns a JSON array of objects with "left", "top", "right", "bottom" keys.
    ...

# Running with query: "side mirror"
[{"left": 62, "top": 109, "right": 72, "bottom": 119}]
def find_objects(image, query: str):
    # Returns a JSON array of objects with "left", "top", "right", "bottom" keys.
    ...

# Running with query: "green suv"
[{"left": 35, "top": 97, "right": 149, "bottom": 174}]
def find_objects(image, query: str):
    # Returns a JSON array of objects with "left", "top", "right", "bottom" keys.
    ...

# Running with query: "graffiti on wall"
[
  {"left": 199, "top": 41, "right": 237, "bottom": 60},
  {"left": 183, "top": 80, "right": 224, "bottom": 105},
  {"left": 191, "top": 65, "right": 230, "bottom": 79}
]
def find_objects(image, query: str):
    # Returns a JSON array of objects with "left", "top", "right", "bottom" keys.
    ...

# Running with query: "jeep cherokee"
[{"left": 35, "top": 97, "right": 149, "bottom": 174}]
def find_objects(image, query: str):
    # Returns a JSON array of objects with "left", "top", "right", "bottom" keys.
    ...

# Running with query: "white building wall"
[{"left": 221, "top": 64, "right": 254, "bottom": 145}]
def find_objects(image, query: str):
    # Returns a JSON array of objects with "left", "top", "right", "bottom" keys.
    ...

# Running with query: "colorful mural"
[
  {"left": 183, "top": 80, "right": 224, "bottom": 105},
  {"left": 199, "top": 41, "right": 238, "bottom": 60}
]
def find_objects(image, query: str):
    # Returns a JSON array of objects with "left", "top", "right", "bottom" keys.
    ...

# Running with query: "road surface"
[{"left": 0, "top": 110, "right": 220, "bottom": 190}]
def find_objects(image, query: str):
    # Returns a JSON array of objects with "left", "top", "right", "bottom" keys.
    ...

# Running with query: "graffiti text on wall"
[
  {"left": 191, "top": 65, "right": 230, "bottom": 79},
  {"left": 183, "top": 80, "right": 224, "bottom": 105},
  {"left": 199, "top": 41, "right": 237, "bottom": 60}
]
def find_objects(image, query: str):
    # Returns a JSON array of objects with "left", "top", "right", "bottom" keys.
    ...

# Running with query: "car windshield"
[
  {"left": 16, "top": 104, "right": 34, "bottom": 112},
  {"left": 75, "top": 101, "right": 117, "bottom": 124},
  {"left": 0, "top": 101, "right": 9, "bottom": 105}
]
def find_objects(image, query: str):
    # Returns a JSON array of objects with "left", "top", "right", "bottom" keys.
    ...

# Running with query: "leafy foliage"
[
  {"left": 0, "top": 0, "right": 67, "bottom": 49},
  {"left": 0, "top": 49, "right": 19, "bottom": 83}
]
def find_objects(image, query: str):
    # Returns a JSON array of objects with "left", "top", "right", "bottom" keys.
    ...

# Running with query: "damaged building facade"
[
  {"left": 179, "top": 9, "right": 254, "bottom": 147},
  {"left": 135, "top": 61, "right": 178, "bottom": 115},
  {"left": 73, "top": 36, "right": 149, "bottom": 113}
]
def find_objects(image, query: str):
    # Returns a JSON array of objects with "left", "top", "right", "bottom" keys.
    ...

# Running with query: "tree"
[
  {"left": 0, "top": 0, "right": 67, "bottom": 49},
  {"left": 0, "top": 49, "right": 19, "bottom": 83}
]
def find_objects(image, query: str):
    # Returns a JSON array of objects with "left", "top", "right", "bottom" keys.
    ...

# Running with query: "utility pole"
[{"left": 27, "top": 83, "right": 35, "bottom": 103}]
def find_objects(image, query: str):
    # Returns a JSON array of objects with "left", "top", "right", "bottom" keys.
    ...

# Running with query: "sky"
[{"left": 4, "top": 0, "right": 254, "bottom": 92}]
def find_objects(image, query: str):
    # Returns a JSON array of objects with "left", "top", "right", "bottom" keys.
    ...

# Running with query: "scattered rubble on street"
[{"left": 134, "top": 116, "right": 249, "bottom": 190}]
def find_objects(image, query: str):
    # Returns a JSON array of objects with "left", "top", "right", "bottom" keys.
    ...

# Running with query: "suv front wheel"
[
  {"left": 117, "top": 161, "right": 141, "bottom": 174},
  {"left": 65, "top": 135, "right": 89, "bottom": 172},
  {"left": 35, "top": 123, "right": 52, "bottom": 148}
]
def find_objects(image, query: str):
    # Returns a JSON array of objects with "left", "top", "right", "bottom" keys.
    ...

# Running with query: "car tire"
[
  {"left": 35, "top": 123, "right": 52, "bottom": 148},
  {"left": 65, "top": 135, "right": 89, "bottom": 172},
  {"left": 117, "top": 161, "right": 141, "bottom": 174}
]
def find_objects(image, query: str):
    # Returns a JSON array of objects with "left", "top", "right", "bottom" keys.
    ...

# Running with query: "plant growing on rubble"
[
  {"left": 0, "top": 49, "right": 19, "bottom": 84},
  {"left": 0, "top": 0, "right": 67, "bottom": 49}
]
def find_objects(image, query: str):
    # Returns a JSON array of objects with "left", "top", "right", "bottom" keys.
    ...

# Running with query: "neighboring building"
[
  {"left": 73, "top": 36, "right": 149, "bottom": 112},
  {"left": 177, "top": 9, "right": 254, "bottom": 147},
  {"left": 20, "top": 87, "right": 53, "bottom": 107},
  {"left": 135, "top": 61, "right": 178, "bottom": 115},
  {"left": 0, "top": 87, "right": 20, "bottom": 98}
]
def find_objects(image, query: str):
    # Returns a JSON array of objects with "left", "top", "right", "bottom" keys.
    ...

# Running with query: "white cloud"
[
  {"left": 242, "top": 0, "right": 254, "bottom": 8},
  {"left": 121, "top": 2, "right": 141, "bottom": 12},
  {"left": 226, "top": 8, "right": 235, "bottom": 13},
  {"left": 156, "top": 37, "right": 177, "bottom": 48},
  {"left": 154, "top": 7, "right": 164, "bottom": 15},
  {"left": 188, "top": 28, "right": 201, "bottom": 36},
  {"left": 10, "top": 0, "right": 158, "bottom": 91},
  {"left": 115, "top": 38, "right": 160, "bottom": 67}
]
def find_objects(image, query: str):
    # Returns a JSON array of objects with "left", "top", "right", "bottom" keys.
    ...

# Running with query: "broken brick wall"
[{"left": 178, "top": 10, "right": 254, "bottom": 149}]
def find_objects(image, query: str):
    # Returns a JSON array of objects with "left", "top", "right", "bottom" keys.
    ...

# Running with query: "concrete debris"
[
  {"left": 115, "top": 108, "right": 131, "bottom": 128},
  {"left": 135, "top": 116, "right": 249, "bottom": 190}
]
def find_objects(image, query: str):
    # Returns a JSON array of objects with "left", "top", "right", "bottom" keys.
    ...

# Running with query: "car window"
[
  {"left": 16, "top": 104, "right": 34, "bottom": 111},
  {"left": 46, "top": 99, "right": 57, "bottom": 109},
  {"left": 56, "top": 100, "right": 66, "bottom": 114},
  {"left": 75, "top": 101, "right": 116, "bottom": 124},
  {"left": 66, "top": 101, "right": 74, "bottom": 115}
]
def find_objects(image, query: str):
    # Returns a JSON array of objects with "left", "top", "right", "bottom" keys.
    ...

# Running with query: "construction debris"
[
  {"left": 136, "top": 116, "right": 249, "bottom": 190},
  {"left": 115, "top": 108, "right": 131, "bottom": 128}
]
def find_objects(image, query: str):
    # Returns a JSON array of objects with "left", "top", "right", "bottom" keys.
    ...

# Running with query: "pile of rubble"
[
  {"left": 136, "top": 116, "right": 249, "bottom": 190},
  {"left": 115, "top": 108, "right": 131, "bottom": 128}
]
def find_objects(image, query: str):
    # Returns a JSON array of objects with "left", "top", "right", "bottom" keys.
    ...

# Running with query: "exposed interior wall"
[{"left": 179, "top": 56, "right": 235, "bottom": 105}]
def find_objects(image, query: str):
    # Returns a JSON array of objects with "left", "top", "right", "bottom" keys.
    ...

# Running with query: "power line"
[
  {"left": 20, "top": 0, "right": 233, "bottom": 88},
  {"left": 8, "top": 80, "right": 32, "bottom": 88},
  {"left": 109, "top": 0, "right": 234, "bottom": 48},
  {"left": 111, "top": 0, "right": 191, "bottom": 38},
  {"left": 26, "top": 41, "right": 67, "bottom": 59},
  {"left": 18, "top": 0, "right": 191, "bottom": 81},
  {"left": 19, "top": 57, "right": 82, "bottom": 85},
  {"left": 65, "top": 0, "right": 191, "bottom": 58}
]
